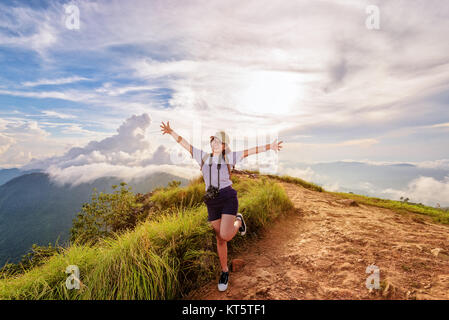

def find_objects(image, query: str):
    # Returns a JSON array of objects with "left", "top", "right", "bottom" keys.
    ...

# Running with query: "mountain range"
[
  {"left": 0, "top": 170, "right": 189, "bottom": 266},
  {"left": 284, "top": 161, "right": 449, "bottom": 206}
]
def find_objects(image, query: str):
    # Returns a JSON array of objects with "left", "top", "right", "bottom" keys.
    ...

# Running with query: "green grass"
[
  {"left": 0, "top": 175, "right": 294, "bottom": 300},
  {"left": 149, "top": 177, "right": 206, "bottom": 212},
  {"left": 263, "top": 172, "right": 324, "bottom": 192},
  {"left": 328, "top": 191, "right": 449, "bottom": 224}
]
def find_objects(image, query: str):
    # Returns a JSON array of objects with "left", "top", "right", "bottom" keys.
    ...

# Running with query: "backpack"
[{"left": 200, "top": 152, "right": 233, "bottom": 180}]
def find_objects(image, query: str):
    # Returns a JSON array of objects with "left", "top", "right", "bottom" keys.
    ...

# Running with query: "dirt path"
[{"left": 186, "top": 181, "right": 449, "bottom": 300}]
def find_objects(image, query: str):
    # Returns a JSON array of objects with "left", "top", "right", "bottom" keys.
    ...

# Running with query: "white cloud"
[
  {"left": 41, "top": 110, "right": 77, "bottom": 119},
  {"left": 1, "top": 0, "right": 448, "bottom": 173},
  {"left": 381, "top": 176, "right": 449, "bottom": 207},
  {"left": 336, "top": 138, "right": 379, "bottom": 148},
  {"left": 46, "top": 162, "right": 199, "bottom": 187},
  {"left": 0, "top": 89, "right": 96, "bottom": 102},
  {"left": 19, "top": 113, "right": 201, "bottom": 185},
  {"left": 415, "top": 159, "right": 449, "bottom": 170},
  {"left": 358, "top": 181, "right": 376, "bottom": 193},
  {"left": 132, "top": 59, "right": 200, "bottom": 79},
  {"left": 0, "top": 119, "right": 58, "bottom": 168},
  {"left": 94, "top": 82, "right": 159, "bottom": 96},
  {"left": 0, "top": 4, "right": 60, "bottom": 57},
  {"left": 323, "top": 181, "right": 340, "bottom": 192},
  {"left": 60, "top": 124, "right": 100, "bottom": 136},
  {"left": 430, "top": 122, "right": 449, "bottom": 129},
  {"left": 279, "top": 165, "right": 316, "bottom": 182},
  {"left": 0, "top": 133, "right": 15, "bottom": 156},
  {"left": 22, "top": 113, "right": 151, "bottom": 169},
  {"left": 3, "top": 120, "right": 50, "bottom": 138},
  {"left": 22, "top": 76, "right": 89, "bottom": 87},
  {"left": 2, "top": 2, "right": 448, "bottom": 123},
  {"left": 4, "top": 0, "right": 447, "bottom": 138},
  {"left": 330, "top": 158, "right": 449, "bottom": 170}
]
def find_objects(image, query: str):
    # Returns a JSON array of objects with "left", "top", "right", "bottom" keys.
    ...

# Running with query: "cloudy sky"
[{"left": 0, "top": 0, "right": 448, "bottom": 204}]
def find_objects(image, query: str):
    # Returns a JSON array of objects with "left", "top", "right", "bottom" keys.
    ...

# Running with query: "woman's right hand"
[{"left": 160, "top": 121, "right": 173, "bottom": 135}]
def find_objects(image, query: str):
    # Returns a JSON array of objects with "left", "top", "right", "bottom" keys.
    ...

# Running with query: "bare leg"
[
  {"left": 210, "top": 219, "right": 229, "bottom": 272},
  {"left": 211, "top": 216, "right": 242, "bottom": 272},
  {"left": 216, "top": 235, "right": 229, "bottom": 272},
  {"left": 219, "top": 214, "right": 242, "bottom": 242}
]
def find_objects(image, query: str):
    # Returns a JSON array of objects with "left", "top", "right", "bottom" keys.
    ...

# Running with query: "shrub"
[
  {"left": 0, "top": 244, "right": 61, "bottom": 279},
  {"left": 70, "top": 182, "right": 145, "bottom": 245},
  {"left": 149, "top": 180, "right": 205, "bottom": 212}
]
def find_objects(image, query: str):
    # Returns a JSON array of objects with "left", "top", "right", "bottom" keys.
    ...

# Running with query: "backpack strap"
[
  {"left": 200, "top": 151, "right": 211, "bottom": 171},
  {"left": 201, "top": 152, "right": 233, "bottom": 181}
]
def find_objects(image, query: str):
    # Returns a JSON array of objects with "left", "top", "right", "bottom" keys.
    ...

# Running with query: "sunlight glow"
[{"left": 238, "top": 70, "right": 303, "bottom": 115}]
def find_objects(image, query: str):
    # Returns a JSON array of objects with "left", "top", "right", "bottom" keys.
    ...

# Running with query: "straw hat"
[{"left": 210, "top": 130, "right": 230, "bottom": 146}]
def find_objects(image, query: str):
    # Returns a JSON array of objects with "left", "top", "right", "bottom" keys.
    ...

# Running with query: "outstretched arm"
[
  {"left": 160, "top": 121, "right": 193, "bottom": 156},
  {"left": 242, "top": 139, "right": 283, "bottom": 159}
]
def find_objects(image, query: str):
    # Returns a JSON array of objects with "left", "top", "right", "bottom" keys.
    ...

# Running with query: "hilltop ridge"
[
  {"left": 187, "top": 177, "right": 449, "bottom": 300},
  {"left": 1, "top": 170, "right": 448, "bottom": 300}
]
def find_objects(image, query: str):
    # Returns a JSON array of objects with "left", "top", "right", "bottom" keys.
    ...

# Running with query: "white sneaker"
[
  {"left": 218, "top": 271, "right": 229, "bottom": 291},
  {"left": 236, "top": 213, "right": 246, "bottom": 236}
]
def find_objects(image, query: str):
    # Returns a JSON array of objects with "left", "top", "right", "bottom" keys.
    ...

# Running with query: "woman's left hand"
[{"left": 270, "top": 139, "right": 283, "bottom": 152}]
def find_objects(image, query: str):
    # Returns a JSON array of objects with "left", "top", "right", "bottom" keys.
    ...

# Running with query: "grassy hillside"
[
  {"left": 1, "top": 170, "right": 447, "bottom": 300},
  {"left": 0, "top": 171, "right": 190, "bottom": 266},
  {"left": 0, "top": 173, "right": 294, "bottom": 300}
]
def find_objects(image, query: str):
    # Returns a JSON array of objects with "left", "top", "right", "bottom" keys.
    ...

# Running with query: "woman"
[{"left": 160, "top": 121, "right": 283, "bottom": 292}]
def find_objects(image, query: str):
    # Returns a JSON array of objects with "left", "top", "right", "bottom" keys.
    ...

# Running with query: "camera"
[{"left": 203, "top": 185, "right": 220, "bottom": 202}]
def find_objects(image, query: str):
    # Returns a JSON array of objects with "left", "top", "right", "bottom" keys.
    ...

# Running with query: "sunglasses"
[{"left": 210, "top": 137, "right": 224, "bottom": 145}]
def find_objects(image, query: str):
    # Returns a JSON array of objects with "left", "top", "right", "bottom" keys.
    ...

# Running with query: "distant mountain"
[
  {"left": 390, "top": 163, "right": 416, "bottom": 167},
  {"left": 306, "top": 161, "right": 449, "bottom": 192},
  {"left": 0, "top": 168, "right": 41, "bottom": 186},
  {"left": 0, "top": 171, "right": 189, "bottom": 266},
  {"left": 282, "top": 161, "right": 449, "bottom": 207}
]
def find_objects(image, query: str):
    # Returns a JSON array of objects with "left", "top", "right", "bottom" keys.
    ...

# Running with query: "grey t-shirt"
[{"left": 192, "top": 146, "right": 244, "bottom": 191}]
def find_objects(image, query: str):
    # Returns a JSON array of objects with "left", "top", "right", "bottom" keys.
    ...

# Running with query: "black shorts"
[{"left": 204, "top": 185, "right": 239, "bottom": 222}]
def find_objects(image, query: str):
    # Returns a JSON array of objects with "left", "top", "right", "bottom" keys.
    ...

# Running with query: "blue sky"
[{"left": 0, "top": 0, "right": 449, "bottom": 204}]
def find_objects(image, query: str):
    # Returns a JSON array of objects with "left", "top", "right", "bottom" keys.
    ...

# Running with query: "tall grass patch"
[{"left": 0, "top": 176, "right": 294, "bottom": 300}]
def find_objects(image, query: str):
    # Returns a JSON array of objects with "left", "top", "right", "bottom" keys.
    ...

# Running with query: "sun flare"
[{"left": 238, "top": 70, "right": 303, "bottom": 115}]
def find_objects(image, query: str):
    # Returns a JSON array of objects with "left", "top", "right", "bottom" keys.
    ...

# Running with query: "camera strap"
[{"left": 208, "top": 153, "right": 222, "bottom": 189}]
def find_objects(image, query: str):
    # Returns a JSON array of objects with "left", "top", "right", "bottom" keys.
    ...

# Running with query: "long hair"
[{"left": 210, "top": 136, "right": 233, "bottom": 168}]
